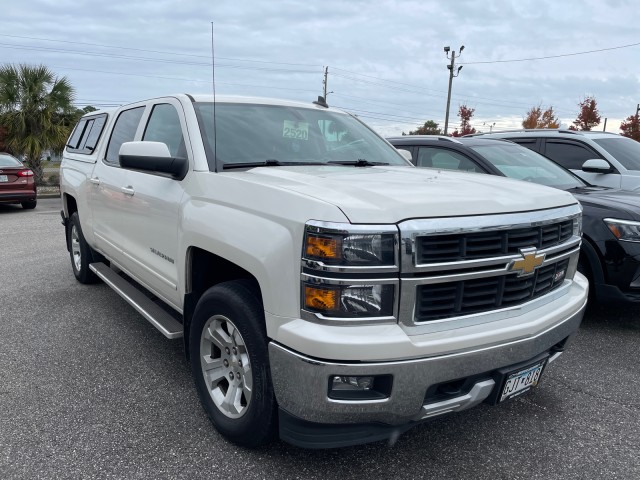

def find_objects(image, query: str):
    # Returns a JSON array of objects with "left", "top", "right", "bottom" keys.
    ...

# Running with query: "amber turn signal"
[
  {"left": 305, "top": 235, "right": 341, "bottom": 260},
  {"left": 304, "top": 285, "right": 338, "bottom": 312}
]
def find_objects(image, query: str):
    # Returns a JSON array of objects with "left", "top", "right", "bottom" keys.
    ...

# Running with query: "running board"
[{"left": 89, "top": 262, "right": 183, "bottom": 339}]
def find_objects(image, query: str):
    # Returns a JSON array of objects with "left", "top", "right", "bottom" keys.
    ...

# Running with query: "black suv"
[{"left": 388, "top": 135, "right": 640, "bottom": 304}]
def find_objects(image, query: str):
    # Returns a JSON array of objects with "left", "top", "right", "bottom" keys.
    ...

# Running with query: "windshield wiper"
[
  {"left": 223, "top": 159, "right": 325, "bottom": 170},
  {"left": 328, "top": 159, "right": 389, "bottom": 167}
]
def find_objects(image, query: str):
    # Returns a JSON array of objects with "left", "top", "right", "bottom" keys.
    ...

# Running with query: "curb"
[{"left": 38, "top": 193, "right": 61, "bottom": 199}]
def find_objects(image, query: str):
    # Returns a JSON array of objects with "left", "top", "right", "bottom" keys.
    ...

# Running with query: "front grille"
[
  {"left": 417, "top": 220, "right": 573, "bottom": 263},
  {"left": 416, "top": 259, "right": 570, "bottom": 322}
]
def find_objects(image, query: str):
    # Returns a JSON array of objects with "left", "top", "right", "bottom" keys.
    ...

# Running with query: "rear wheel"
[
  {"left": 68, "top": 212, "right": 100, "bottom": 284},
  {"left": 189, "top": 280, "right": 277, "bottom": 447},
  {"left": 21, "top": 200, "right": 37, "bottom": 209}
]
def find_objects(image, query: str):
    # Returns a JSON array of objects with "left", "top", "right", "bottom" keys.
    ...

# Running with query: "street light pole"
[{"left": 443, "top": 45, "right": 464, "bottom": 135}]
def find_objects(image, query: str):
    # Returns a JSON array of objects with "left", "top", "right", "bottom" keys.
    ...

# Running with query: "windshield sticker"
[{"left": 283, "top": 120, "right": 309, "bottom": 140}]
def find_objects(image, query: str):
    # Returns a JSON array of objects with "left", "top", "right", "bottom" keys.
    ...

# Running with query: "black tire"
[
  {"left": 21, "top": 200, "right": 37, "bottom": 209},
  {"left": 189, "top": 280, "right": 277, "bottom": 448},
  {"left": 68, "top": 212, "right": 100, "bottom": 284}
]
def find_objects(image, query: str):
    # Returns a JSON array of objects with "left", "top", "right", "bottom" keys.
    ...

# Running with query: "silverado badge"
[{"left": 509, "top": 247, "right": 545, "bottom": 277}]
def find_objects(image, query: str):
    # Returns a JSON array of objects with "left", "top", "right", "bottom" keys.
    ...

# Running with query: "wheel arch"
[
  {"left": 579, "top": 234, "right": 605, "bottom": 298},
  {"left": 63, "top": 194, "right": 78, "bottom": 252},
  {"left": 182, "top": 247, "right": 263, "bottom": 359}
]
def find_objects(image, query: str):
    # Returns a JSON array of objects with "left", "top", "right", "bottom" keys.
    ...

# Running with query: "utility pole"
[
  {"left": 443, "top": 45, "right": 464, "bottom": 135},
  {"left": 323, "top": 66, "right": 329, "bottom": 100}
]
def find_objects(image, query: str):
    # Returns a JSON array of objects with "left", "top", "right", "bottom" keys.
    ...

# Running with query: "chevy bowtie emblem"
[{"left": 509, "top": 248, "right": 545, "bottom": 276}]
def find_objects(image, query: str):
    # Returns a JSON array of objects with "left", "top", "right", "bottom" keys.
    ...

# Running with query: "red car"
[{"left": 0, "top": 153, "right": 37, "bottom": 209}]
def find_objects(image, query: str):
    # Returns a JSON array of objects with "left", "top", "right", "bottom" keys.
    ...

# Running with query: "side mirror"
[
  {"left": 397, "top": 149, "right": 413, "bottom": 163},
  {"left": 119, "top": 141, "right": 188, "bottom": 179},
  {"left": 582, "top": 158, "right": 612, "bottom": 174}
]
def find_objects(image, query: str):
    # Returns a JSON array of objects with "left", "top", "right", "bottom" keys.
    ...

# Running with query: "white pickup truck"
[{"left": 60, "top": 94, "right": 588, "bottom": 448}]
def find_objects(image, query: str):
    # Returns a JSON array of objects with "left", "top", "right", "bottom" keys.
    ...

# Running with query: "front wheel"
[
  {"left": 68, "top": 212, "right": 99, "bottom": 284},
  {"left": 189, "top": 280, "right": 277, "bottom": 447}
]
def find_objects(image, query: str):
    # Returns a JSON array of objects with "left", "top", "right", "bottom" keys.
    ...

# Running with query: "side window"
[
  {"left": 143, "top": 104, "right": 186, "bottom": 158},
  {"left": 105, "top": 107, "right": 145, "bottom": 165},
  {"left": 66, "top": 114, "right": 108, "bottom": 155},
  {"left": 82, "top": 116, "right": 107, "bottom": 152},
  {"left": 67, "top": 119, "right": 87, "bottom": 150},
  {"left": 509, "top": 138, "right": 539, "bottom": 153},
  {"left": 416, "top": 146, "right": 481, "bottom": 172},
  {"left": 544, "top": 141, "right": 599, "bottom": 170}
]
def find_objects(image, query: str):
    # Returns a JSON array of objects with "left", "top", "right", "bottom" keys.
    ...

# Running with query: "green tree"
[
  {"left": 522, "top": 105, "right": 560, "bottom": 129},
  {"left": 0, "top": 64, "right": 76, "bottom": 183},
  {"left": 406, "top": 120, "right": 442, "bottom": 135}
]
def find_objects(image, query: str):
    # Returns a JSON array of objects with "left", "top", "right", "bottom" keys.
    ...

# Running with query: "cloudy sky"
[{"left": 3, "top": 0, "right": 639, "bottom": 136}]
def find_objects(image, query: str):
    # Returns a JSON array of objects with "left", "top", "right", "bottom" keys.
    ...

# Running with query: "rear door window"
[
  {"left": 508, "top": 138, "right": 540, "bottom": 153},
  {"left": 67, "top": 114, "right": 108, "bottom": 155}
]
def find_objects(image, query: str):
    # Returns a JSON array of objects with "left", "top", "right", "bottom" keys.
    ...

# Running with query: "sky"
[{"left": 3, "top": 0, "right": 639, "bottom": 136}]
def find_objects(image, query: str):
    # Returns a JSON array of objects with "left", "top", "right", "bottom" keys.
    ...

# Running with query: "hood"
[
  {"left": 571, "top": 186, "right": 640, "bottom": 220},
  {"left": 233, "top": 165, "right": 577, "bottom": 224}
]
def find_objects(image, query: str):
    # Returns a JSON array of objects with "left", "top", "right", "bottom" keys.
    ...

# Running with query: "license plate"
[
  {"left": 0, "top": 175, "right": 7, "bottom": 182},
  {"left": 499, "top": 360, "right": 546, "bottom": 402}
]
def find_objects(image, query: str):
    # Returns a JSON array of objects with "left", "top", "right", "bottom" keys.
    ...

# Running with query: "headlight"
[
  {"left": 303, "top": 223, "right": 398, "bottom": 267},
  {"left": 604, "top": 218, "right": 640, "bottom": 242},
  {"left": 303, "top": 282, "right": 395, "bottom": 318},
  {"left": 302, "top": 222, "right": 398, "bottom": 321},
  {"left": 573, "top": 215, "right": 583, "bottom": 237}
]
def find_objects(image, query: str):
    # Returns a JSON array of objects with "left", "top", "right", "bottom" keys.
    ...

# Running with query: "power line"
[
  {"left": 461, "top": 41, "right": 640, "bottom": 65},
  {"left": 0, "top": 33, "right": 322, "bottom": 67},
  {"left": 0, "top": 42, "right": 319, "bottom": 73},
  {"left": 330, "top": 68, "right": 545, "bottom": 110},
  {"left": 331, "top": 66, "right": 446, "bottom": 94},
  {"left": 333, "top": 105, "right": 438, "bottom": 124},
  {"left": 331, "top": 93, "right": 444, "bottom": 118}
]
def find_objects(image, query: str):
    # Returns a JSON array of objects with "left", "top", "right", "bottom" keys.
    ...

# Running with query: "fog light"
[
  {"left": 332, "top": 376, "right": 374, "bottom": 391},
  {"left": 328, "top": 375, "right": 392, "bottom": 401}
]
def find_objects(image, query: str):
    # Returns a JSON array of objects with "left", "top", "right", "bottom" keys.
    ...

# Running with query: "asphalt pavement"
[{"left": 1, "top": 198, "right": 639, "bottom": 480}]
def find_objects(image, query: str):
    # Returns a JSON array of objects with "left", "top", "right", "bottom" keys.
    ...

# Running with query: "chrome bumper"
[{"left": 269, "top": 297, "right": 586, "bottom": 426}]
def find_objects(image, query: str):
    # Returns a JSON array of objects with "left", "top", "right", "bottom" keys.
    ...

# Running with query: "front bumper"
[
  {"left": 597, "top": 239, "right": 640, "bottom": 303},
  {"left": 269, "top": 277, "right": 587, "bottom": 447}
]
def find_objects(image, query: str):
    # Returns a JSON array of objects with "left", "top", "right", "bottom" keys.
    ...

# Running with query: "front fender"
[{"left": 180, "top": 198, "right": 348, "bottom": 320}]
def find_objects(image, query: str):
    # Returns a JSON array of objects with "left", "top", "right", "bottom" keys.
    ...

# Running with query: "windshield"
[
  {"left": 193, "top": 102, "right": 410, "bottom": 170},
  {"left": 592, "top": 137, "right": 640, "bottom": 171},
  {"left": 469, "top": 143, "right": 585, "bottom": 190},
  {"left": 0, "top": 153, "right": 22, "bottom": 167}
]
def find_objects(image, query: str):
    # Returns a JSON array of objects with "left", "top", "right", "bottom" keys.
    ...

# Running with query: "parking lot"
[{"left": 1, "top": 198, "right": 639, "bottom": 480}]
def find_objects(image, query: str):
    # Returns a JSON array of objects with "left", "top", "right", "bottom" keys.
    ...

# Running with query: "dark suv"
[
  {"left": 388, "top": 135, "right": 640, "bottom": 304},
  {"left": 469, "top": 129, "right": 640, "bottom": 192}
]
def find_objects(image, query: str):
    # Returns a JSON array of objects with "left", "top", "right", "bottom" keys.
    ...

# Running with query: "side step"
[{"left": 89, "top": 262, "right": 183, "bottom": 339}]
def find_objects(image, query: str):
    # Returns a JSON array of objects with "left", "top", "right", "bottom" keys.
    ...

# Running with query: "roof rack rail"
[
  {"left": 388, "top": 135, "right": 462, "bottom": 144},
  {"left": 467, "top": 128, "right": 617, "bottom": 137}
]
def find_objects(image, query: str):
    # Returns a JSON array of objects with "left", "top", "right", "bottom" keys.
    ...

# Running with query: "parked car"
[
  {"left": 467, "top": 129, "right": 640, "bottom": 192},
  {"left": 388, "top": 135, "right": 640, "bottom": 304},
  {"left": 0, "top": 152, "right": 37, "bottom": 209}
]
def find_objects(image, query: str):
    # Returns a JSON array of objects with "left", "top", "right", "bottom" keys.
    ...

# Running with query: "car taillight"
[{"left": 17, "top": 170, "right": 34, "bottom": 177}]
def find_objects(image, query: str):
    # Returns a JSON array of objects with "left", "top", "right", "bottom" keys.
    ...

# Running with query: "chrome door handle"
[
  {"left": 89, "top": 177, "right": 100, "bottom": 185},
  {"left": 121, "top": 186, "right": 135, "bottom": 196}
]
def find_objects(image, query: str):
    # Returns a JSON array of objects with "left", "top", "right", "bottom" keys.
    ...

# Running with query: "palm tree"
[{"left": 0, "top": 64, "right": 76, "bottom": 184}]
